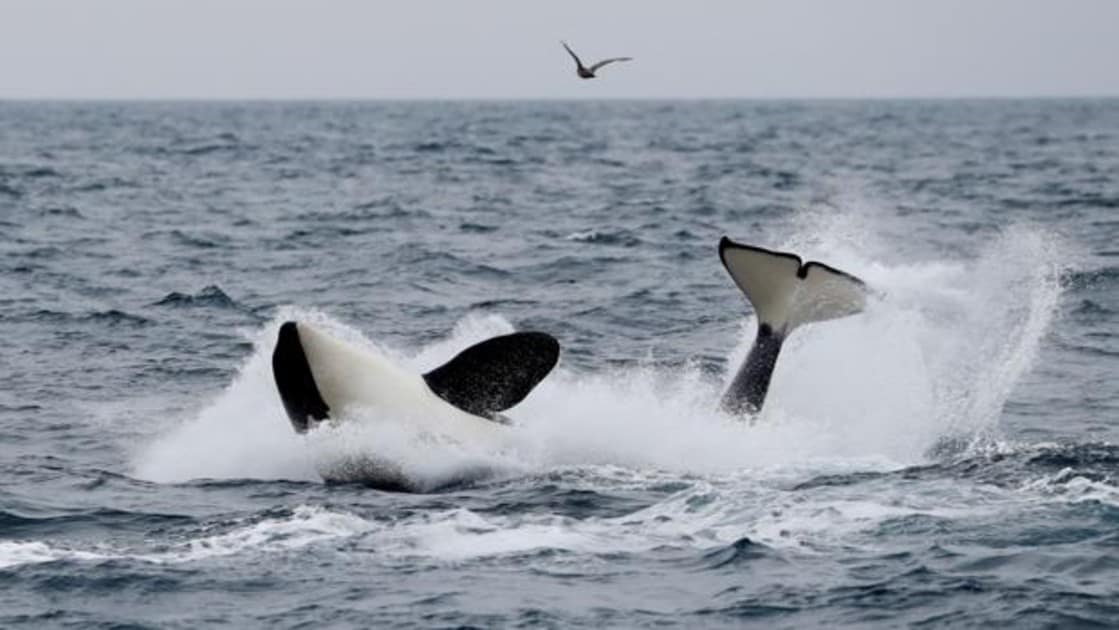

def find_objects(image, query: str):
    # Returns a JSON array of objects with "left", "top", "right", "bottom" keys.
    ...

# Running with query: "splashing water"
[{"left": 132, "top": 224, "right": 1063, "bottom": 489}]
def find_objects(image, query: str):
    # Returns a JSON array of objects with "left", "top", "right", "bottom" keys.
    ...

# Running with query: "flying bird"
[{"left": 561, "top": 41, "right": 632, "bottom": 79}]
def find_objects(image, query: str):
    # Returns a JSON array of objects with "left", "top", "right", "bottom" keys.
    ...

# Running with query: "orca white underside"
[
  {"left": 271, "top": 321, "right": 559, "bottom": 490},
  {"left": 298, "top": 321, "right": 512, "bottom": 439}
]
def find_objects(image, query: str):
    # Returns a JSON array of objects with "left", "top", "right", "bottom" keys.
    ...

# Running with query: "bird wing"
[
  {"left": 588, "top": 57, "right": 633, "bottom": 72},
  {"left": 560, "top": 41, "right": 585, "bottom": 69}
]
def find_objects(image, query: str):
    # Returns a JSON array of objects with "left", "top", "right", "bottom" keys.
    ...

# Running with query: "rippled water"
[{"left": 1, "top": 100, "right": 1117, "bottom": 628}]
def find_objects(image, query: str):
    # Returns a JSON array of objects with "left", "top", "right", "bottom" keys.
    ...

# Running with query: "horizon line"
[{"left": 2, "top": 94, "right": 1118, "bottom": 103}]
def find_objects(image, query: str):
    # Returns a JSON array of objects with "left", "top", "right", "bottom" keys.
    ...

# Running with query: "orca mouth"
[{"left": 272, "top": 321, "right": 330, "bottom": 433}]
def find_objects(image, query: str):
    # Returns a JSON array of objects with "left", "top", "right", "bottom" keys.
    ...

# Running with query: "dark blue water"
[{"left": 1, "top": 100, "right": 1117, "bottom": 628}]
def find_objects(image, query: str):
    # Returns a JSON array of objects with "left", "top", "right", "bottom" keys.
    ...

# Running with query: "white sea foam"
[
  {"left": 343, "top": 474, "right": 1018, "bottom": 560},
  {"left": 137, "top": 504, "right": 373, "bottom": 564},
  {"left": 0, "top": 505, "right": 373, "bottom": 569},
  {"left": 0, "top": 540, "right": 109, "bottom": 569},
  {"left": 1020, "top": 467, "right": 1119, "bottom": 506}
]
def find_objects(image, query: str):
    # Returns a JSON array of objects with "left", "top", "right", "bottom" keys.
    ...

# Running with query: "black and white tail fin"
[
  {"left": 718, "top": 237, "right": 868, "bottom": 415},
  {"left": 718, "top": 237, "right": 866, "bottom": 335}
]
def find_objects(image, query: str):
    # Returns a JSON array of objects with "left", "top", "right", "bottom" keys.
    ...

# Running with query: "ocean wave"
[
  {"left": 0, "top": 505, "right": 371, "bottom": 570},
  {"left": 153, "top": 285, "right": 239, "bottom": 310},
  {"left": 0, "top": 165, "right": 61, "bottom": 179},
  {"left": 698, "top": 536, "right": 774, "bottom": 569},
  {"left": 13, "top": 308, "right": 152, "bottom": 328},
  {"left": 564, "top": 229, "right": 643, "bottom": 247},
  {"left": 0, "top": 541, "right": 108, "bottom": 570}
]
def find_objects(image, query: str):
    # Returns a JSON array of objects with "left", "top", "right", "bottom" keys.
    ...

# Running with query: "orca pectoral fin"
[
  {"left": 422, "top": 331, "right": 560, "bottom": 419},
  {"left": 272, "top": 321, "right": 330, "bottom": 433}
]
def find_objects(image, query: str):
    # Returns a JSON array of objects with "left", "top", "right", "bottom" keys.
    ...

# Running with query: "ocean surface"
[{"left": 0, "top": 100, "right": 1117, "bottom": 628}]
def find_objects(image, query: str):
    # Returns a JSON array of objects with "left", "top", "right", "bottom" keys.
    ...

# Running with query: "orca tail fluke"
[{"left": 717, "top": 237, "right": 868, "bottom": 415}]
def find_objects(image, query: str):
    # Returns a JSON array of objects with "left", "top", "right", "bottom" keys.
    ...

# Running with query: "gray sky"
[{"left": 1, "top": 0, "right": 1117, "bottom": 99}]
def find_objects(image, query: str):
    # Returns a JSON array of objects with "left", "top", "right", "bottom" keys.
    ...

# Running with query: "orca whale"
[
  {"left": 271, "top": 321, "right": 559, "bottom": 487},
  {"left": 718, "top": 237, "right": 869, "bottom": 416}
]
